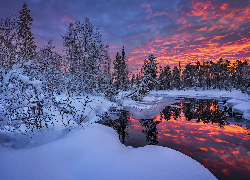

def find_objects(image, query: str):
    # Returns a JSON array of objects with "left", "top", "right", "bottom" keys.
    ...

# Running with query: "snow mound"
[
  {"left": 0, "top": 123, "right": 216, "bottom": 180},
  {"left": 243, "top": 110, "right": 250, "bottom": 121}
]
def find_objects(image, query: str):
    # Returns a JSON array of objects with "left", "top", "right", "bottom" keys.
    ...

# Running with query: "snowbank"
[
  {"left": 148, "top": 90, "right": 250, "bottom": 121},
  {"left": 0, "top": 123, "right": 217, "bottom": 180},
  {"left": 149, "top": 89, "right": 247, "bottom": 100},
  {"left": 124, "top": 97, "right": 177, "bottom": 119}
]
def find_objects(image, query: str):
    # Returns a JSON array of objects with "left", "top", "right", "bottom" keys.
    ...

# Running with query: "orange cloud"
[
  {"left": 194, "top": 37, "right": 206, "bottom": 41},
  {"left": 196, "top": 27, "right": 208, "bottom": 31},
  {"left": 127, "top": 1, "right": 250, "bottom": 73},
  {"left": 190, "top": 1, "right": 215, "bottom": 20},
  {"left": 220, "top": 3, "right": 228, "bottom": 10},
  {"left": 208, "top": 24, "right": 225, "bottom": 31}
]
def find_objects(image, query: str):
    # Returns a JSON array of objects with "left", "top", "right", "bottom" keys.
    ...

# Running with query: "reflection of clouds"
[
  {"left": 127, "top": 99, "right": 250, "bottom": 178},
  {"left": 156, "top": 112, "right": 250, "bottom": 177}
]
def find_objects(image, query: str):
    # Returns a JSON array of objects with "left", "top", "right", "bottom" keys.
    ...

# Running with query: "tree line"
[{"left": 128, "top": 56, "right": 250, "bottom": 100}]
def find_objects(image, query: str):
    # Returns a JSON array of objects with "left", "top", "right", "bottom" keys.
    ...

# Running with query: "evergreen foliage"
[
  {"left": 113, "top": 46, "right": 129, "bottom": 91},
  {"left": 17, "top": 2, "right": 36, "bottom": 59},
  {"left": 0, "top": 16, "right": 19, "bottom": 69},
  {"left": 62, "top": 18, "right": 111, "bottom": 96},
  {"left": 172, "top": 66, "right": 181, "bottom": 90},
  {"left": 130, "top": 55, "right": 159, "bottom": 101},
  {"left": 158, "top": 65, "right": 172, "bottom": 90}
]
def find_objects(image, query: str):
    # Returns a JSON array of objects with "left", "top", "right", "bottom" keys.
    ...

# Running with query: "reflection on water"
[{"left": 98, "top": 98, "right": 250, "bottom": 180}]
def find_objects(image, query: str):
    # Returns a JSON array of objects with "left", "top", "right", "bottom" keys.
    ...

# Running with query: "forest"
[{"left": 0, "top": 3, "right": 250, "bottom": 131}]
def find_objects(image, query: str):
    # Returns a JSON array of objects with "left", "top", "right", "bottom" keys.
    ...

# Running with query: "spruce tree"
[
  {"left": 172, "top": 66, "right": 181, "bottom": 90},
  {"left": 158, "top": 65, "right": 172, "bottom": 90},
  {"left": 182, "top": 64, "right": 196, "bottom": 88},
  {"left": 18, "top": 2, "right": 36, "bottom": 60},
  {"left": 129, "top": 55, "right": 158, "bottom": 101},
  {"left": 113, "top": 46, "right": 129, "bottom": 91},
  {"left": 130, "top": 74, "right": 135, "bottom": 88},
  {"left": 62, "top": 18, "right": 111, "bottom": 96},
  {"left": 0, "top": 16, "right": 19, "bottom": 69}
]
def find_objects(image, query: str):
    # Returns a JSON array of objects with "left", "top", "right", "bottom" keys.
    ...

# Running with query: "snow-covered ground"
[
  {"left": 0, "top": 124, "right": 216, "bottom": 180},
  {"left": 1, "top": 89, "right": 249, "bottom": 179},
  {"left": 0, "top": 93, "right": 218, "bottom": 180}
]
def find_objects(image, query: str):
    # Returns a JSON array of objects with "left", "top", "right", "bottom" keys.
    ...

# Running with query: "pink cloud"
[
  {"left": 61, "top": 15, "right": 73, "bottom": 23},
  {"left": 154, "top": 11, "right": 168, "bottom": 17},
  {"left": 141, "top": 3, "right": 153, "bottom": 19}
]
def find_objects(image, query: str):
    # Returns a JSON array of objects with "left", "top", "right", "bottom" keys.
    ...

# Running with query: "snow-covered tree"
[
  {"left": 0, "top": 16, "right": 19, "bottom": 69},
  {"left": 130, "top": 74, "right": 136, "bottom": 88},
  {"left": 182, "top": 64, "right": 196, "bottom": 88},
  {"left": 113, "top": 46, "right": 129, "bottom": 91},
  {"left": 129, "top": 55, "right": 159, "bottom": 101},
  {"left": 172, "top": 66, "right": 181, "bottom": 90},
  {"left": 34, "top": 40, "right": 64, "bottom": 96},
  {"left": 232, "top": 60, "right": 249, "bottom": 91},
  {"left": 62, "top": 18, "right": 111, "bottom": 96},
  {"left": 158, "top": 65, "right": 172, "bottom": 90},
  {"left": 17, "top": 2, "right": 36, "bottom": 59},
  {"left": 0, "top": 64, "right": 48, "bottom": 131}
]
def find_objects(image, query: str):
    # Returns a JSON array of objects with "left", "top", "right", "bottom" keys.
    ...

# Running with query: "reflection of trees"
[
  {"left": 173, "top": 107, "right": 181, "bottom": 120},
  {"left": 139, "top": 119, "right": 161, "bottom": 145},
  {"left": 182, "top": 98, "right": 228, "bottom": 127},
  {"left": 100, "top": 110, "right": 131, "bottom": 144},
  {"left": 160, "top": 106, "right": 181, "bottom": 121},
  {"left": 160, "top": 106, "right": 172, "bottom": 121}
]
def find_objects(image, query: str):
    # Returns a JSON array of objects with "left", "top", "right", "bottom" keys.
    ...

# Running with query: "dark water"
[{"left": 98, "top": 98, "right": 250, "bottom": 180}]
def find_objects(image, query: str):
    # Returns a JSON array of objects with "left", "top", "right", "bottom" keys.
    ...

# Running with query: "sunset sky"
[{"left": 0, "top": 0, "right": 249, "bottom": 73}]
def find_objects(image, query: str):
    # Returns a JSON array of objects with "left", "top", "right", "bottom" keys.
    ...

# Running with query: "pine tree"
[
  {"left": 158, "top": 65, "right": 172, "bottom": 90},
  {"left": 172, "top": 66, "right": 181, "bottom": 90},
  {"left": 113, "top": 46, "right": 129, "bottom": 91},
  {"left": 35, "top": 40, "right": 63, "bottom": 96},
  {"left": 62, "top": 18, "right": 111, "bottom": 96},
  {"left": 129, "top": 55, "right": 158, "bottom": 101},
  {"left": 0, "top": 16, "right": 19, "bottom": 69},
  {"left": 130, "top": 74, "right": 136, "bottom": 88},
  {"left": 17, "top": 2, "right": 36, "bottom": 60},
  {"left": 182, "top": 64, "right": 196, "bottom": 88}
]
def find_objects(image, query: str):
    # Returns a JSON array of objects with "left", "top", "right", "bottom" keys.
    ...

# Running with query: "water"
[{"left": 98, "top": 98, "right": 250, "bottom": 180}]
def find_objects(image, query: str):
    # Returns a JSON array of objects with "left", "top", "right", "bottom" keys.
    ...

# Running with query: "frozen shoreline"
[
  {"left": 0, "top": 123, "right": 217, "bottom": 180},
  {"left": 1, "top": 89, "right": 249, "bottom": 180},
  {"left": 123, "top": 89, "right": 250, "bottom": 121}
]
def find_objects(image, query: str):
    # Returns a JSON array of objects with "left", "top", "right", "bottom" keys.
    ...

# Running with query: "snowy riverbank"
[
  {"left": 0, "top": 123, "right": 217, "bottom": 180},
  {"left": 1, "top": 89, "right": 248, "bottom": 179},
  {"left": 123, "top": 89, "right": 250, "bottom": 121},
  {"left": 0, "top": 93, "right": 218, "bottom": 180}
]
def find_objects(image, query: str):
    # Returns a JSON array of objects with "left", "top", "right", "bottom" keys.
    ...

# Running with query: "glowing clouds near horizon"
[{"left": 127, "top": 0, "right": 250, "bottom": 72}]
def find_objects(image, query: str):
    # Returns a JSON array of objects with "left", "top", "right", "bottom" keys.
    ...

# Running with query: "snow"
[
  {"left": 123, "top": 89, "right": 250, "bottom": 120},
  {"left": 243, "top": 110, "right": 250, "bottom": 120},
  {"left": 2, "top": 89, "right": 250, "bottom": 179},
  {"left": 233, "top": 102, "right": 250, "bottom": 114},
  {"left": 0, "top": 91, "right": 218, "bottom": 180},
  {"left": 149, "top": 89, "right": 247, "bottom": 99},
  {"left": 0, "top": 123, "right": 216, "bottom": 180},
  {"left": 147, "top": 89, "right": 250, "bottom": 120}
]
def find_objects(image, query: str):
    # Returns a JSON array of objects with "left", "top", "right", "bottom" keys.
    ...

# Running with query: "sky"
[{"left": 0, "top": 0, "right": 250, "bottom": 73}]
